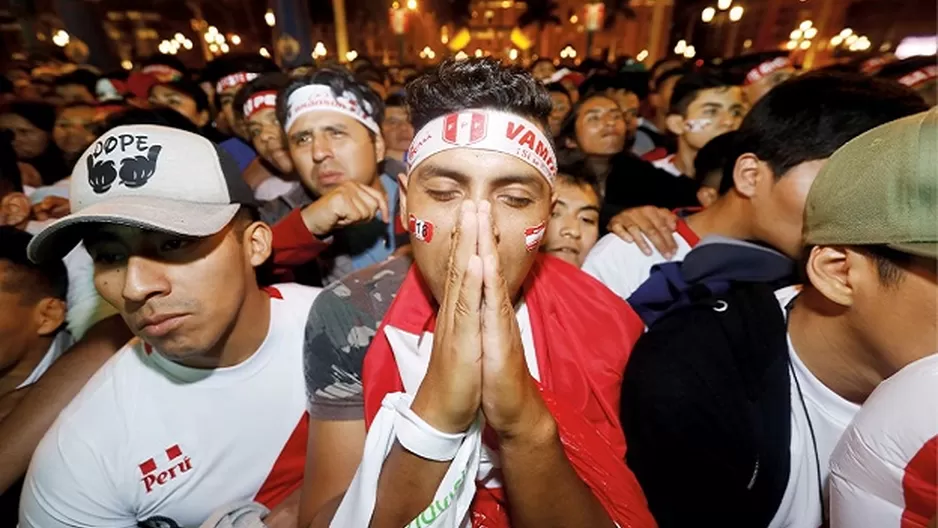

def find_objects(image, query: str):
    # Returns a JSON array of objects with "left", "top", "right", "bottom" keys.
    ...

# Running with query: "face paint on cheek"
[
  {"left": 524, "top": 222, "right": 546, "bottom": 252},
  {"left": 408, "top": 214, "right": 434, "bottom": 243},
  {"left": 684, "top": 118, "right": 713, "bottom": 133}
]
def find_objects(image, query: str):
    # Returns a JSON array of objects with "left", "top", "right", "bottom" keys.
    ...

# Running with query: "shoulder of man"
[
  {"left": 621, "top": 282, "right": 792, "bottom": 526},
  {"left": 303, "top": 256, "right": 412, "bottom": 421},
  {"left": 583, "top": 233, "right": 668, "bottom": 301}
]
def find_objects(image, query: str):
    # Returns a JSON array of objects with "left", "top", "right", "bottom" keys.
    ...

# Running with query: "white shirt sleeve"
[
  {"left": 20, "top": 417, "right": 135, "bottom": 528},
  {"left": 62, "top": 244, "right": 118, "bottom": 340},
  {"left": 582, "top": 235, "right": 647, "bottom": 301}
]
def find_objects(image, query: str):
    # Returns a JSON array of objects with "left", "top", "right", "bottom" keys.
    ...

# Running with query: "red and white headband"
[
  {"left": 406, "top": 110, "right": 557, "bottom": 186},
  {"left": 283, "top": 84, "right": 380, "bottom": 134},
  {"left": 141, "top": 64, "right": 182, "bottom": 81},
  {"left": 215, "top": 72, "right": 259, "bottom": 94},
  {"left": 242, "top": 90, "right": 278, "bottom": 119},
  {"left": 745, "top": 57, "right": 792, "bottom": 85},
  {"left": 898, "top": 65, "right": 937, "bottom": 89}
]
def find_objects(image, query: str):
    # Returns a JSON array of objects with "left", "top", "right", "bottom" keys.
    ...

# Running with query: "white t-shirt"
[
  {"left": 770, "top": 287, "right": 861, "bottom": 528},
  {"left": 583, "top": 219, "right": 699, "bottom": 302},
  {"left": 652, "top": 154, "right": 683, "bottom": 177},
  {"left": 254, "top": 177, "right": 300, "bottom": 202},
  {"left": 20, "top": 284, "right": 320, "bottom": 528}
]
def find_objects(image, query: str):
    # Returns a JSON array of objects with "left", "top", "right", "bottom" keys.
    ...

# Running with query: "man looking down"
[
  {"left": 300, "top": 58, "right": 655, "bottom": 528},
  {"left": 20, "top": 125, "right": 317, "bottom": 528}
]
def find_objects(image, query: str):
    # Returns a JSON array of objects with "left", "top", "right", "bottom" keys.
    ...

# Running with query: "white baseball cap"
[{"left": 28, "top": 124, "right": 258, "bottom": 263}]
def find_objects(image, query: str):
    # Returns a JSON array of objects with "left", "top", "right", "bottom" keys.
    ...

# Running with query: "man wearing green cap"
[{"left": 620, "top": 108, "right": 937, "bottom": 527}]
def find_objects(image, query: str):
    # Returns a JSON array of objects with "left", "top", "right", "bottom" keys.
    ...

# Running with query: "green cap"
[{"left": 804, "top": 108, "right": 938, "bottom": 259}]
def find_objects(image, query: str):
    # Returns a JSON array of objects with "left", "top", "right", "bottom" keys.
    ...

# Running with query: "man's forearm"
[
  {"left": 500, "top": 415, "right": 617, "bottom": 528},
  {"left": 369, "top": 442, "right": 450, "bottom": 528}
]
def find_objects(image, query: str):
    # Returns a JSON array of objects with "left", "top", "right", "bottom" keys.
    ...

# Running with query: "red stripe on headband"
[{"left": 243, "top": 90, "right": 278, "bottom": 119}]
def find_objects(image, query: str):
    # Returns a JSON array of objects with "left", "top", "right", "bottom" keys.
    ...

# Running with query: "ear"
[
  {"left": 0, "top": 192, "right": 31, "bottom": 228},
  {"left": 731, "top": 153, "right": 764, "bottom": 198},
  {"left": 373, "top": 132, "right": 387, "bottom": 162},
  {"left": 397, "top": 171, "right": 409, "bottom": 226},
  {"left": 805, "top": 245, "right": 854, "bottom": 307},
  {"left": 697, "top": 187, "right": 718, "bottom": 208},
  {"left": 665, "top": 114, "right": 685, "bottom": 136},
  {"left": 34, "top": 297, "right": 67, "bottom": 337},
  {"left": 243, "top": 221, "right": 274, "bottom": 267}
]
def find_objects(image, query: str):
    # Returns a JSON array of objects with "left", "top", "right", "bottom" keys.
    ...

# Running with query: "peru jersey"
[{"left": 20, "top": 284, "right": 319, "bottom": 528}]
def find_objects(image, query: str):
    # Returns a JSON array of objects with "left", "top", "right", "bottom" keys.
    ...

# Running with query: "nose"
[
  {"left": 559, "top": 217, "right": 582, "bottom": 239},
  {"left": 311, "top": 134, "right": 333, "bottom": 163},
  {"left": 121, "top": 255, "right": 170, "bottom": 307}
]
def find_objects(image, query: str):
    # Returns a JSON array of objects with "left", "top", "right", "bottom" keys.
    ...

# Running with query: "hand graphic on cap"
[
  {"left": 119, "top": 145, "right": 162, "bottom": 188},
  {"left": 87, "top": 155, "right": 118, "bottom": 194}
]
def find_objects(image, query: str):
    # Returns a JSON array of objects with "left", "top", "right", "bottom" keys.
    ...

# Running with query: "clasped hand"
[{"left": 411, "top": 201, "right": 547, "bottom": 442}]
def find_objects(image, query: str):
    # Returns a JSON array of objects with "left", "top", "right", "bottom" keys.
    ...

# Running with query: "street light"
[
  {"left": 804, "top": 27, "right": 817, "bottom": 39},
  {"left": 717, "top": 0, "right": 731, "bottom": 10},
  {"left": 174, "top": 32, "right": 185, "bottom": 43},
  {"left": 701, "top": 7, "right": 715, "bottom": 23},
  {"left": 799, "top": 20, "right": 813, "bottom": 31},
  {"left": 230, "top": 34, "right": 241, "bottom": 45},
  {"left": 259, "top": 47, "right": 270, "bottom": 58},
  {"left": 508, "top": 48, "right": 518, "bottom": 61},
  {"left": 674, "top": 39, "right": 687, "bottom": 55},
  {"left": 636, "top": 49, "right": 649, "bottom": 61},
  {"left": 264, "top": 9, "right": 276, "bottom": 27},
  {"left": 406, "top": 0, "right": 417, "bottom": 10},
  {"left": 799, "top": 40, "right": 811, "bottom": 50},
  {"left": 684, "top": 45, "right": 696, "bottom": 58},
  {"left": 840, "top": 28, "right": 853, "bottom": 38},
  {"left": 728, "top": 6, "right": 743, "bottom": 22}
]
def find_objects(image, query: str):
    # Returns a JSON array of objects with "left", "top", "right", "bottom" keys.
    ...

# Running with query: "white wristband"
[{"left": 393, "top": 397, "right": 466, "bottom": 462}]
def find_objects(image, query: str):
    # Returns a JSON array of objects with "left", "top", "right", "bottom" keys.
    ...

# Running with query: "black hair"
[
  {"left": 2, "top": 100, "right": 58, "bottom": 132},
  {"left": 0, "top": 130, "right": 23, "bottom": 196},
  {"left": 356, "top": 66, "right": 388, "bottom": 87},
  {"left": 546, "top": 82, "right": 571, "bottom": 98},
  {"left": 140, "top": 55, "right": 188, "bottom": 78},
  {"left": 558, "top": 92, "right": 619, "bottom": 145},
  {"left": 100, "top": 106, "right": 201, "bottom": 135},
  {"left": 406, "top": 58, "right": 551, "bottom": 131},
  {"left": 668, "top": 70, "right": 733, "bottom": 116},
  {"left": 53, "top": 69, "right": 100, "bottom": 94},
  {"left": 877, "top": 56, "right": 937, "bottom": 82},
  {"left": 577, "top": 58, "right": 610, "bottom": 76},
  {"left": 231, "top": 73, "right": 292, "bottom": 119},
  {"left": 653, "top": 66, "right": 686, "bottom": 93},
  {"left": 277, "top": 67, "right": 385, "bottom": 130},
  {"left": 0, "top": 75, "right": 13, "bottom": 95},
  {"left": 57, "top": 101, "right": 99, "bottom": 114},
  {"left": 384, "top": 93, "right": 407, "bottom": 111},
  {"left": 150, "top": 78, "right": 210, "bottom": 112},
  {"left": 721, "top": 71, "right": 929, "bottom": 194},
  {"left": 199, "top": 53, "right": 281, "bottom": 86},
  {"left": 557, "top": 158, "right": 602, "bottom": 202},
  {"left": 0, "top": 226, "right": 68, "bottom": 302},
  {"left": 694, "top": 131, "right": 737, "bottom": 192},
  {"left": 649, "top": 58, "right": 684, "bottom": 82},
  {"left": 720, "top": 52, "right": 791, "bottom": 86}
]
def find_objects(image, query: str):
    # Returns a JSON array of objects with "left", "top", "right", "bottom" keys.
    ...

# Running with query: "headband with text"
[
  {"left": 283, "top": 84, "right": 380, "bottom": 134},
  {"left": 898, "top": 65, "right": 937, "bottom": 89},
  {"left": 406, "top": 110, "right": 556, "bottom": 186},
  {"left": 745, "top": 57, "right": 793, "bottom": 85},
  {"left": 215, "top": 72, "right": 259, "bottom": 94},
  {"left": 242, "top": 90, "right": 278, "bottom": 119}
]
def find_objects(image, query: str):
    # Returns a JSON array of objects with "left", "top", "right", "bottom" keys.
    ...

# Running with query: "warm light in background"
[
  {"left": 230, "top": 34, "right": 242, "bottom": 45},
  {"left": 728, "top": 5, "right": 743, "bottom": 22},
  {"left": 674, "top": 39, "right": 687, "bottom": 55},
  {"left": 52, "top": 29, "right": 69, "bottom": 47},
  {"left": 840, "top": 28, "right": 854, "bottom": 38},
  {"left": 346, "top": 50, "right": 359, "bottom": 61},
  {"left": 804, "top": 27, "right": 818, "bottom": 39},
  {"left": 717, "top": 0, "right": 732, "bottom": 10},
  {"left": 636, "top": 49, "right": 648, "bottom": 61},
  {"left": 455, "top": 50, "right": 468, "bottom": 60},
  {"left": 799, "top": 40, "right": 811, "bottom": 50},
  {"left": 174, "top": 32, "right": 185, "bottom": 43},
  {"left": 560, "top": 45, "right": 577, "bottom": 59},
  {"left": 121, "top": 60, "right": 133, "bottom": 70},
  {"left": 800, "top": 20, "right": 813, "bottom": 31},
  {"left": 312, "top": 41, "right": 328, "bottom": 59},
  {"left": 786, "top": 40, "right": 797, "bottom": 50},
  {"left": 508, "top": 48, "right": 519, "bottom": 60},
  {"left": 569, "top": 14, "right": 578, "bottom": 24},
  {"left": 264, "top": 9, "right": 276, "bottom": 27},
  {"left": 406, "top": 0, "right": 417, "bottom": 10},
  {"left": 259, "top": 47, "right": 271, "bottom": 58},
  {"left": 683, "top": 45, "right": 696, "bottom": 58},
  {"left": 474, "top": 48, "right": 483, "bottom": 57},
  {"left": 701, "top": 7, "right": 715, "bottom": 23},
  {"left": 743, "top": 39, "right": 753, "bottom": 49},
  {"left": 790, "top": 29, "right": 802, "bottom": 40}
]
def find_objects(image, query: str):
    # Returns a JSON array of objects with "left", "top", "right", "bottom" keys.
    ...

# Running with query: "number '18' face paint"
[
  {"left": 408, "top": 214, "right": 434, "bottom": 243},
  {"left": 524, "top": 222, "right": 546, "bottom": 252}
]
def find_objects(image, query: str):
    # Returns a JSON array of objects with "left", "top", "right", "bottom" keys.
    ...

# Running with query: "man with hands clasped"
[{"left": 299, "top": 58, "right": 655, "bottom": 528}]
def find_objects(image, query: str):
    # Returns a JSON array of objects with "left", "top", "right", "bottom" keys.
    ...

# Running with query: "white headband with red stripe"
[
  {"left": 215, "top": 72, "right": 259, "bottom": 94},
  {"left": 283, "top": 84, "right": 380, "bottom": 134},
  {"left": 242, "top": 90, "right": 278, "bottom": 119},
  {"left": 406, "top": 110, "right": 557, "bottom": 186},
  {"left": 745, "top": 57, "right": 793, "bottom": 85},
  {"left": 898, "top": 65, "right": 937, "bottom": 89}
]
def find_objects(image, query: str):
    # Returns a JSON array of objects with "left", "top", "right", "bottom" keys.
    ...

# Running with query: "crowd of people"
[{"left": 0, "top": 43, "right": 935, "bottom": 528}]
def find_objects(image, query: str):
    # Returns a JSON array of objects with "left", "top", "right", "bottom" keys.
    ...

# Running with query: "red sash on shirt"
[{"left": 362, "top": 255, "right": 657, "bottom": 528}]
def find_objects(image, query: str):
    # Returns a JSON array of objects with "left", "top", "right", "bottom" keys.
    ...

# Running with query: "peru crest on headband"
[{"left": 406, "top": 110, "right": 557, "bottom": 185}]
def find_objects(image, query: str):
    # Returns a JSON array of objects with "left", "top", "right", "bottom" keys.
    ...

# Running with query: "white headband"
[
  {"left": 283, "top": 84, "right": 380, "bottom": 134},
  {"left": 406, "top": 110, "right": 557, "bottom": 185},
  {"left": 215, "top": 72, "right": 259, "bottom": 94}
]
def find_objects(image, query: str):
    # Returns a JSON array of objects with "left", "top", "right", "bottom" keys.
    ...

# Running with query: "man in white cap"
[{"left": 20, "top": 124, "right": 318, "bottom": 527}]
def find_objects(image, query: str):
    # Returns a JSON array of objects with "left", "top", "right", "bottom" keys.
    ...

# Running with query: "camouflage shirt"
[{"left": 303, "top": 255, "right": 412, "bottom": 420}]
